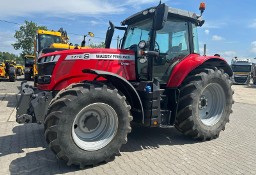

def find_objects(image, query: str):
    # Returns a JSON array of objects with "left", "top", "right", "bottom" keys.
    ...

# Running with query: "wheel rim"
[
  {"left": 199, "top": 83, "right": 226, "bottom": 126},
  {"left": 72, "top": 103, "right": 118, "bottom": 151}
]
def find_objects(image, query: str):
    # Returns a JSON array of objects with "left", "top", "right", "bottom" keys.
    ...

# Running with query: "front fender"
[
  {"left": 167, "top": 54, "right": 233, "bottom": 88},
  {"left": 83, "top": 69, "right": 145, "bottom": 124}
]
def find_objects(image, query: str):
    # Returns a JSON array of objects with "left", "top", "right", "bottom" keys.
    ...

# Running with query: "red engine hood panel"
[
  {"left": 38, "top": 48, "right": 136, "bottom": 91},
  {"left": 41, "top": 48, "right": 135, "bottom": 58}
]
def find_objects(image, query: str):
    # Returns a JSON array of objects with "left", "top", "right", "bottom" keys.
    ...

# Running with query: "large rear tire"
[
  {"left": 44, "top": 83, "right": 132, "bottom": 168},
  {"left": 175, "top": 68, "right": 233, "bottom": 140}
]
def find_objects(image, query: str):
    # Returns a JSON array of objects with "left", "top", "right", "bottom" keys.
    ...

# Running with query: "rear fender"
[
  {"left": 83, "top": 69, "right": 145, "bottom": 124},
  {"left": 167, "top": 55, "right": 233, "bottom": 88}
]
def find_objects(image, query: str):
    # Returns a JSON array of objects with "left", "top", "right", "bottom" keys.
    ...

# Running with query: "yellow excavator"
[
  {"left": 37, "top": 28, "right": 69, "bottom": 52},
  {"left": 24, "top": 55, "right": 36, "bottom": 80},
  {"left": 0, "top": 60, "right": 17, "bottom": 82},
  {"left": 15, "top": 64, "right": 24, "bottom": 76},
  {"left": 32, "top": 29, "right": 94, "bottom": 84},
  {"left": 36, "top": 29, "right": 94, "bottom": 55},
  {"left": 26, "top": 29, "right": 67, "bottom": 81}
]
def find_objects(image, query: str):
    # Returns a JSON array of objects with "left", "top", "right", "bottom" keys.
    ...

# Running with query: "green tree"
[
  {"left": 12, "top": 20, "right": 47, "bottom": 55},
  {"left": 0, "top": 51, "right": 20, "bottom": 63},
  {"left": 88, "top": 42, "right": 105, "bottom": 48}
]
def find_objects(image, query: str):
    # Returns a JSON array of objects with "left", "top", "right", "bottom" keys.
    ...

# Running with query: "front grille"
[
  {"left": 37, "top": 63, "right": 56, "bottom": 76},
  {"left": 234, "top": 76, "right": 248, "bottom": 84},
  {"left": 37, "top": 62, "right": 56, "bottom": 84}
]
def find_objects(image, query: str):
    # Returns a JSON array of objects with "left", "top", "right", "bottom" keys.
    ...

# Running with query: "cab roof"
[{"left": 121, "top": 4, "right": 202, "bottom": 26}]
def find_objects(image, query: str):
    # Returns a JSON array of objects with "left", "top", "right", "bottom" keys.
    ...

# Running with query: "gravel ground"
[{"left": 0, "top": 79, "right": 256, "bottom": 175}]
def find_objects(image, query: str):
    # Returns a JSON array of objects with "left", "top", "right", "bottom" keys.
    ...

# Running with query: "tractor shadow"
[
  {"left": 1, "top": 124, "right": 79, "bottom": 175},
  {"left": 5, "top": 124, "right": 199, "bottom": 174},
  {"left": 0, "top": 94, "right": 18, "bottom": 108},
  {"left": 121, "top": 124, "right": 199, "bottom": 152}
]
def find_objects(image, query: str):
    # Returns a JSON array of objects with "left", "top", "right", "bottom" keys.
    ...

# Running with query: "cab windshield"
[
  {"left": 38, "top": 34, "right": 62, "bottom": 52},
  {"left": 123, "top": 19, "right": 152, "bottom": 49},
  {"left": 232, "top": 65, "right": 252, "bottom": 72},
  {"left": 122, "top": 18, "right": 192, "bottom": 83},
  {"left": 122, "top": 18, "right": 191, "bottom": 58}
]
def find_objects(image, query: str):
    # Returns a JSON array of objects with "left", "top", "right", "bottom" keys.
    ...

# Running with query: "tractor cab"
[{"left": 106, "top": 3, "right": 205, "bottom": 84}]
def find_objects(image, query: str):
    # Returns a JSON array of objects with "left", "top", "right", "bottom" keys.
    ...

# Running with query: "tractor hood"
[
  {"left": 37, "top": 48, "right": 136, "bottom": 90},
  {"left": 39, "top": 48, "right": 135, "bottom": 60}
]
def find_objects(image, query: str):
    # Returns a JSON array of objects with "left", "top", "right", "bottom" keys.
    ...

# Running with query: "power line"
[
  {"left": 0, "top": 20, "right": 108, "bottom": 40},
  {"left": 0, "top": 19, "right": 119, "bottom": 41},
  {"left": 0, "top": 19, "right": 20, "bottom": 25}
]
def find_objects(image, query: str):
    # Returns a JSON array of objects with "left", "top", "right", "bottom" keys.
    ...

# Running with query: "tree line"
[{"left": 0, "top": 51, "right": 23, "bottom": 64}]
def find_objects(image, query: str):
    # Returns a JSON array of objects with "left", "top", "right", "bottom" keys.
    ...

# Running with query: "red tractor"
[{"left": 16, "top": 3, "right": 233, "bottom": 168}]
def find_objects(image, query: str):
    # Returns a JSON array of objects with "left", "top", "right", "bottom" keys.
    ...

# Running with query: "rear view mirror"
[
  {"left": 153, "top": 3, "right": 168, "bottom": 30},
  {"left": 105, "top": 21, "right": 115, "bottom": 48}
]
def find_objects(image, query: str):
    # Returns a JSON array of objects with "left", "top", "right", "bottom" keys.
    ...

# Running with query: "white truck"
[
  {"left": 252, "top": 63, "right": 256, "bottom": 85},
  {"left": 231, "top": 57, "right": 253, "bottom": 85}
]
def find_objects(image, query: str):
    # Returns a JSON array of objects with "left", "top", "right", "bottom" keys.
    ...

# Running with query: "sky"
[{"left": 0, "top": 0, "right": 256, "bottom": 64}]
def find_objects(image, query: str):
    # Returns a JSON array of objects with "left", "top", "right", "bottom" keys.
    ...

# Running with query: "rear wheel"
[
  {"left": 9, "top": 67, "right": 16, "bottom": 82},
  {"left": 44, "top": 83, "right": 132, "bottom": 168},
  {"left": 175, "top": 68, "right": 233, "bottom": 140},
  {"left": 9, "top": 75, "right": 16, "bottom": 82},
  {"left": 9, "top": 73, "right": 16, "bottom": 82},
  {"left": 253, "top": 78, "right": 256, "bottom": 85}
]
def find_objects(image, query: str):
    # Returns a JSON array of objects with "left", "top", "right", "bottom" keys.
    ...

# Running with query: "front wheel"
[
  {"left": 175, "top": 68, "right": 233, "bottom": 140},
  {"left": 9, "top": 67, "right": 16, "bottom": 82},
  {"left": 44, "top": 83, "right": 132, "bottom": 168}
]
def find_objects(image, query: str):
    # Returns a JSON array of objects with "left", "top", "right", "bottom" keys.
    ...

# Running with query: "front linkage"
[{"left": 16, "top": 81, "right": 53, "bottom": 124}]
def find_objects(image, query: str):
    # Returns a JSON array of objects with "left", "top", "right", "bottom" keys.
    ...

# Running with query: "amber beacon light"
[{"left": 199, "top": 2, "right": 206, "bottom": 11}]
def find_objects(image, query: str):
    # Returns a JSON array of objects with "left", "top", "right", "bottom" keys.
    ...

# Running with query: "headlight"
[
  {"left": 142, "top": 10, "right": 148, "bottom": 15},
  {"left": 51, "top": 55, "right": 60, "bottom": 62},
  {"left": 38, "top": 55, "right": 60, "bottom": 64},
  {"left": 138, "top": 40, "right": 147, "bottom": 49},
  {"left": 149, "top": 8, "right": 155, "bottom": 13}
]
